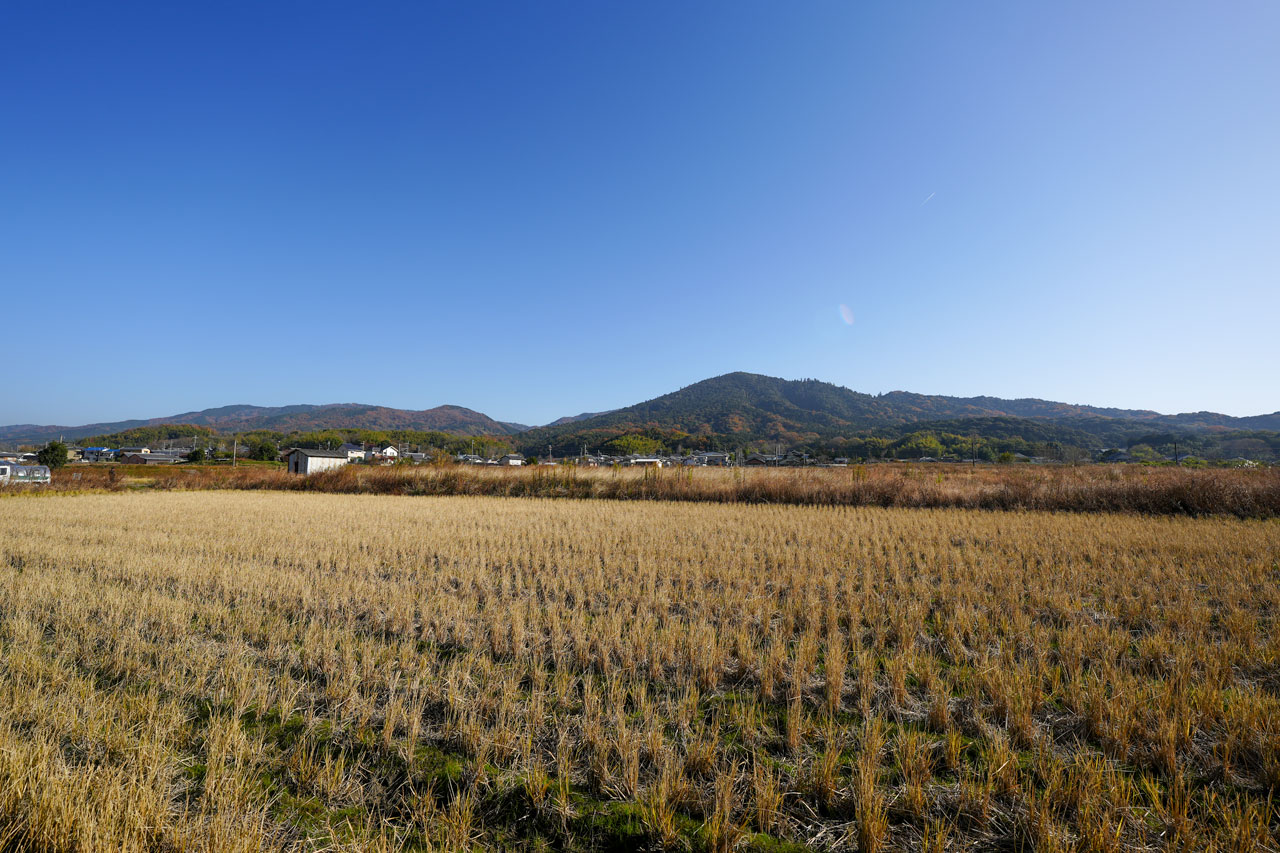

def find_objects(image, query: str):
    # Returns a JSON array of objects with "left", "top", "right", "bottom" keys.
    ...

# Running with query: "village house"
[
  {"left": 338, "top": 442, "right": 367, "bottom": 461},
  {"left": 497, "top": 453, "right": 525, "bottom": 466},
  {"left": 744, "top": 453, "right": 780, "bottom": 466},
  {"left": 285, "top": 448, "right": 349, "bottom": 475},
  {"left": 118, "top": 452, "right": 180, "bottom": 465},
  {"left": 692, "top": 451, "right": 732, "bottom": 466}
]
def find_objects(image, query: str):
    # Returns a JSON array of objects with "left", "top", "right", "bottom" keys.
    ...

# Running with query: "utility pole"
[{"left": 232, "top": 437, "right": 238, "bottom": 468}]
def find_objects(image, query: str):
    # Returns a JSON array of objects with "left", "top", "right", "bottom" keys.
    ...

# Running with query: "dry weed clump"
[
  {"left": 32, "top": 461, "right": 1280, "bottom": 517},
  {"left": 0, "top": 492, "right": 1277, "bottom": 851}
]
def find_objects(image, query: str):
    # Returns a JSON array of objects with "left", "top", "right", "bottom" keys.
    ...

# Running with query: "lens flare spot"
[{"left": 838, "top": 304, "right": 854, "bottom": 325}]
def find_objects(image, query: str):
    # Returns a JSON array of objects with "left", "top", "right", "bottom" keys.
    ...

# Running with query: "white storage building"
[{"left": 286, "top": 448, "right": 350, "bottom": 475}]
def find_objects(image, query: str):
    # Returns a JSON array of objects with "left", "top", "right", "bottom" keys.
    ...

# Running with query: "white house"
[
  {"left": 497, "top": 453, "right": 525, "bottom": 466},
  {"left": 338, "top": 442, "right": 367, "bottom": 462},
  {"left": 286, "top": 448, "right": 350, "bottom": 475},
  {"left": 373, "top": 444, "right": 399, "bottom": 458}
]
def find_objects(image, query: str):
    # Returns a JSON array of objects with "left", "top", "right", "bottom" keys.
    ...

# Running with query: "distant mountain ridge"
[
  {"left": 2, "top": 372, "right": 1276, "bottom": 446},
  {"left": 0, "top": 402, "right": 521, "bottom": 444},
  {"left": 875, "top": 391, "right": 1280, "bottom": 431},
  {"left": 545, "top": 410, "right": 616, "bottom": 428}
]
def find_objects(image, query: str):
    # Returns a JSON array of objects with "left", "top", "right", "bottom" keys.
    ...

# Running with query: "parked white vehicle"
[{"left": 0, "top": 464, "right": 51, "bottom": 485}]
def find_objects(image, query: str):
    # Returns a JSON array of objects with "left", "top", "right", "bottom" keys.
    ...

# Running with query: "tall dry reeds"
[{"left": 31, "top": 461, "right": 1280, "bottom": 517}]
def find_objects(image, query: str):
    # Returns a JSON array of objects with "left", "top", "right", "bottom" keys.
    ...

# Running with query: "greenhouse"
[{"left": 0, "top": 464, "right": 51, "bottom": 485}]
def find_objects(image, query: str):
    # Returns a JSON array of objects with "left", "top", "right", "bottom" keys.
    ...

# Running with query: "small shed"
[{"left": 286, "top": 448, "right": 350, "bottom": 475}]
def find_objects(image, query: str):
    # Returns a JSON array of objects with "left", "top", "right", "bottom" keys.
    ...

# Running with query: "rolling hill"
[{"left": 0, "top": 403, "right": 521, "bottom": 444}]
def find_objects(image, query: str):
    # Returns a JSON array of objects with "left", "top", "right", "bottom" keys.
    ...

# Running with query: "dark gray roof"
[{"left": 288, "top": 448, "right": 348, "bottom": 458}]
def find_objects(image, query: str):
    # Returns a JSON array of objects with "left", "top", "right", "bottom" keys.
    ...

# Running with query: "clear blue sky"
[{"left": 3, "top": 2, "right": 1277, "bottom": 426}]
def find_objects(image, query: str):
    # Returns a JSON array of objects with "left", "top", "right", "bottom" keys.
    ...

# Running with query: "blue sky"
[{"left": 2, "top": 2, "right": 1277, "bottom": 426}]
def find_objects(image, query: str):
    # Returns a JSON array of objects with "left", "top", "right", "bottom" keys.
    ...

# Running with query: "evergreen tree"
[{"left": 37, "top": 441, "right": 68, "bottom": 469}]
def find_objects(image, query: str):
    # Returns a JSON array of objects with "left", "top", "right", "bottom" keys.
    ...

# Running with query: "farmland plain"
[{"left": 1, "top": 491, "right": 1278, "bottom": 851}]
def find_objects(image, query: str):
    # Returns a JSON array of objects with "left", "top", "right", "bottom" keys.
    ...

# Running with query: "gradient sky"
[{"left": 3, "top": 2, "right": 1278, "bottom": 427}]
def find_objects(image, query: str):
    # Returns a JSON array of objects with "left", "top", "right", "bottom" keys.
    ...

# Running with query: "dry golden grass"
[{"left": 1, "top": 491, "right": 1278, "bottom": 851}]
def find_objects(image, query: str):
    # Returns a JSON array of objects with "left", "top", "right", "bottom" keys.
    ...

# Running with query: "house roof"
[{"left": 288, "top": 448, "right": 349, "bottom": 458}]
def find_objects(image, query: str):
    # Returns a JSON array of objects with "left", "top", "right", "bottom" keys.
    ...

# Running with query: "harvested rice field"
[{"left": 1, "top": 492, "right": 1278, "bottom": 851}]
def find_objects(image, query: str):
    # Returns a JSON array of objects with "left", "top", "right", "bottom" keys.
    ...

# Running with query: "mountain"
[
  {"left": 0, "top": 403, "right": 521, "bottom": 444},
  {"left": 516, "top": 372, "right": 1280, "bottom": 451},
  {"left": 4, "top": 372, "right": 1276, "bottom": 450}
]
